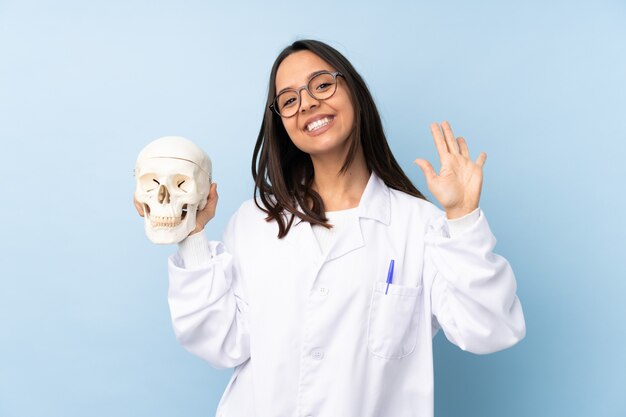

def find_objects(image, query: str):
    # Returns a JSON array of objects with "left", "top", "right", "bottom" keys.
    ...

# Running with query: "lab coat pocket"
[{"left": 367, "top": 281, "right": 422, "bottom": 359}]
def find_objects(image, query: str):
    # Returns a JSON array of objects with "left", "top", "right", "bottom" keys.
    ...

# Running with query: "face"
[{"left": 274, "top": 50, "right": 356, "bottom": 159}]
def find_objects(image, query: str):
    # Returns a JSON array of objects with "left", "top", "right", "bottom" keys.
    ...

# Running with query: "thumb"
[
  {"left": 414, "top": 159, "right": 436, "bottom": 182},
  {"left": 189, "top": 183, "right": 218, "bottom": 236},
  {"left": 475, "top": 152, "right": 487, "bottom": 168},
  {"left": 207, "top": 182, "right": 218, "bottom": 210},
  {"left": 199, "top": 183, "right": 218, "bottom": 219}
]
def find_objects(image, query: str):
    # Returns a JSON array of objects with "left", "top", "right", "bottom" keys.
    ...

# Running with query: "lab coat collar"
[
  {"left": 324, "top": 172, "right": 390, "bottom": 263},
  {"left": 289, "top": 170, "right": 391, "bottom": 228},
  {"left": 357, "top": 171, "right": 391, "bottom": 226},
  {"left": 286, "top": 171, "right": 391, "bottom": 268}
]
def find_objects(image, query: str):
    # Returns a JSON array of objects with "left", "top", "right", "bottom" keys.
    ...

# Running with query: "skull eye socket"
[
  {"left": 175, "top": 175, "right": 192, "bottom": 193},
  {"left": 139, "top": 174, "right": 160, "bottom": 192}
]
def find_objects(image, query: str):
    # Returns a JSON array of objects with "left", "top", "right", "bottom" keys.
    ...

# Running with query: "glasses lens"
[
  {"left": 308, "top": 72, "right": 337, "bottom": 100},
  {"left": 276, "top": 90, "right": 299, "bottom": 117}
]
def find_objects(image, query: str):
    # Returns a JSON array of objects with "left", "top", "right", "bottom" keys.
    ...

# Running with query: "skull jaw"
[{"left": 144, "top": 209, "right": 197, "bottom": 244}]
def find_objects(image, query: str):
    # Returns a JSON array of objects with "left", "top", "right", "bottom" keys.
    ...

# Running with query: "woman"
[{"left": 163, "top": 40, "right": 525, "bottom": 417}]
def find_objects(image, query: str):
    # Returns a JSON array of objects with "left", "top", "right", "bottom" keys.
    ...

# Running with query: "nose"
[
  {"left": 157, "top": 184, "right": 171, "bottom": 204},
  {"left": 299, "top": 87, "right": 319, "bottom": 113}
]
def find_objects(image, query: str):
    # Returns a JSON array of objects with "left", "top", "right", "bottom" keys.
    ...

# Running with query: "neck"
[{"left": 310, "top": 147, "right": 370, "bottom": 211}]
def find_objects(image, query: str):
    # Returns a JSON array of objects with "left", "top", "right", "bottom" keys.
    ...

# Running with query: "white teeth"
[
  {"left": 306, "top": 116, "right": 333, "bottom": 132},
  {"left": 149, "top": 215, "right": 182, "bottom": 228}
]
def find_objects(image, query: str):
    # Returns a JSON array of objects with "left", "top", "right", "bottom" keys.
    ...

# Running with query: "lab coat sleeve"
[
  {"left": 167, "top": 214, "right": 250, "bottom": 370},
  {"left": 425, "top": 208, "right": 526, "bottom": 354},
  {"left": 446, "top": 207, "right": 480, "bottom": 238}
]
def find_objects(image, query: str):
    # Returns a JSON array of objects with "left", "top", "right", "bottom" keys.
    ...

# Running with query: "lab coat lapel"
[
  {"left": 324, "top": 215, "right": 364, "bottom": 262},
  {"left": 284, "top": 214, "right": 323, "bottom": 267},
  {"left": 357, "top": 172, "right": 391, "bottom": 226},
  {"left": 325, "top": 172, "right": 391, "bottom": 262},
  {"left": 282, "top": 173, "right": 391, "bottom": 288}
]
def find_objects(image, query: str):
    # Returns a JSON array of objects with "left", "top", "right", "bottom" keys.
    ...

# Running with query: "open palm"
[{"left": 414, "top": 121, "right": 486, "bottom": 219}]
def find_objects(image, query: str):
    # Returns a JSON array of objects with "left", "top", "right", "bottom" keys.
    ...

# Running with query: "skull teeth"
[{"left": 149, "top": 215, "right": 182, "bottom": 228}]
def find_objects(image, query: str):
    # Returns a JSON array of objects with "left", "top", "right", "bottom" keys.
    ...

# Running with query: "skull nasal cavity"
[{"left": 157, "top": 184, "right": 171, "bottom": 204}]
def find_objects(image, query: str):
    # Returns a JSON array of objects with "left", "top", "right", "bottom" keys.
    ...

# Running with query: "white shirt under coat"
[{"left": 167, "top": 172, "right": 526, "bottom": 417}]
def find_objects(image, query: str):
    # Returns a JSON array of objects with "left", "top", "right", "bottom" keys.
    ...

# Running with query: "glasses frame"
[{"left": 269, "top": 71, "right": 344, "bottom": 118}]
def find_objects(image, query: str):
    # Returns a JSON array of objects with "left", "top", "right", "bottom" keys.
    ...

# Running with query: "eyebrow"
[{"left": 276, "top": 70, "right": 329, "bottom": 95}]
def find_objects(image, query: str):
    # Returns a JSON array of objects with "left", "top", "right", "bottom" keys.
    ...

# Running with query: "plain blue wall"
[{"left": 1, "top": 0, "right": 625, "bottom": 416}]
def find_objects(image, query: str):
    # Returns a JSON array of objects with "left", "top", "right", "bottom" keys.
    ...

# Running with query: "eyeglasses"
[{"left": 269, "top": 71, "right": 343, "bottom": 118}]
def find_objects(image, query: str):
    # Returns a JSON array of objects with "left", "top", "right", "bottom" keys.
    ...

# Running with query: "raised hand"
[{"left": 414, "top": 121, "right": 486, "bottom": 219}]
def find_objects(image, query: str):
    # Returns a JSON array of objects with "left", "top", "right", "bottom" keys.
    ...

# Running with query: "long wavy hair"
[{"left": 252, "top": 39, "right": 427, "bottom": 238}]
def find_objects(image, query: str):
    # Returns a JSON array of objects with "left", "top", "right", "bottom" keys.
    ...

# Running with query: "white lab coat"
[{"left": 167, "top": 172, "right": 526, "bottom": 417}]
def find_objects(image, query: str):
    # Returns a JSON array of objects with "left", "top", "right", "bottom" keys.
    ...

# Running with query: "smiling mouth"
[{"left": 306, "top": 116, "right": 334, "bottom": 132}]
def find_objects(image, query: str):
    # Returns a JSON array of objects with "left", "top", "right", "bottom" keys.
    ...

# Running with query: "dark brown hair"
[{"left": 252, "top": 39, "right": 426, "bottom": 238}]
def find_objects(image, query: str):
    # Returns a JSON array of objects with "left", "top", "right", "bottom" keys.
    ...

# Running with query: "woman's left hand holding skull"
[{"left": 414, "top": 121, "right": 487, "bottom": 219}]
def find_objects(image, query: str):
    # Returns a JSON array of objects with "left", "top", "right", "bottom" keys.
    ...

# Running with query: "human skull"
[{"left": 134, "top": 136, "right": 212, "bottom": 244}]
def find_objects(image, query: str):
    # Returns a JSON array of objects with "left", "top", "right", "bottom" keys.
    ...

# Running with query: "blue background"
[{"left": 1, "top": 0, "right": 625, "bottom": 416}]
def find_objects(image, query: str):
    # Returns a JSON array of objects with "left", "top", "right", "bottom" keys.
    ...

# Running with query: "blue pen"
[{"left": 385, "top": 259, "right": 395, "bottom": 295}]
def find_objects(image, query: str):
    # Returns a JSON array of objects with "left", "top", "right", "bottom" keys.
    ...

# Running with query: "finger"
[
  {"left": 207, "top": 182, "right": 219, "bottom": 210},
  {"left": 414, "top": 158, "right": 437, "bottom": 183},
  {"left": 199, "top": 183, "right": 218, "bottom": 213},
  {"left": 193, "top": 184, "right": 218, "bottom": 235},
  {"left": 441, "top": 121, "right": 460, "bottom": 155},
  {"left": 457, "top": 136, "right": 470, "bottom": 159},
  {"left": 133, "top": 196, "right": 144, "bottom": 217},
  {"left": 429, "top": 123, "right": 449, "bottom": 163},
  {"left": 475, "top": 152, "right": 487, "bottom": 167}
]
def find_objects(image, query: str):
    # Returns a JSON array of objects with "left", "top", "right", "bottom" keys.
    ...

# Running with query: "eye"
[
  {"left": 153, "top": 179, "right": 160, "bottom": 185},
  {"left": 309, "top": 72, "right": 336, "bottom": 94},
  {"left": 281, "top": 97, "right": 297, "bottom": 108},
  {"left": 177, "top": 180, "right": 185, "bottom": 187},
  {"left": 278, "top": 91, "right": 298, "bottom": 109}
]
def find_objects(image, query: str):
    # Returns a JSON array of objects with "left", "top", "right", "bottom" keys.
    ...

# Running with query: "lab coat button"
[
  {"left": 311, "top": 349, "right": 324, "bottom": 360},
  {"left": 318, "top": 287, "right": 329, "bottom": 296}
]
